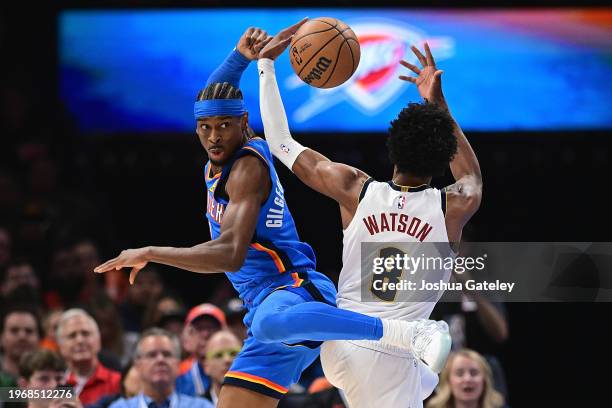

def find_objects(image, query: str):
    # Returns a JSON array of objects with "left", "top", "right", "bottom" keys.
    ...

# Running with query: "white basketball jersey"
[{"left": 337, "top": 179, "right": 453, "bottom": 321}]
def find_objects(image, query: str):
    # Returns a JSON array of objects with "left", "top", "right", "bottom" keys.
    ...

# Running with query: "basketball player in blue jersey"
[
  {"left": 258, "top": 23, "right": 482, "bottom": 408},
  {"left": 95, "top": 23, "right": 450, "bottom": 408}
]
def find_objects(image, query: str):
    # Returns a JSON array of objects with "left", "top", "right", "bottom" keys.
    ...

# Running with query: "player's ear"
[{"left": 240, "top": 112, "right": 249, "bottom": 131}]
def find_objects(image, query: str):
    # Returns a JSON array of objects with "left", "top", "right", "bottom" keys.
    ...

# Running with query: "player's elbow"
[
  {"left": 224, "top": 244, "right": 247, "bottom": 272},
  {"left": 465, "top": 190, "right": 482, "bottom": 214},
  {"left": 463, "top": 176, "right": 483, "bottom": 213}
]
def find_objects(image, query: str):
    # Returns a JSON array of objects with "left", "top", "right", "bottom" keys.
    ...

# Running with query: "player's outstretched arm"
[
  {"left": 257, "top": 20, "right": 369, "bottom": 216},
  {"left": 400, "top": 43, "right": 482, "bottom": 233},
  {"left": 206, "top": 26, "right": 271, "bottom": 88},
  {"left": 94, "top": 155, "right": 269, "bottom": 283}
]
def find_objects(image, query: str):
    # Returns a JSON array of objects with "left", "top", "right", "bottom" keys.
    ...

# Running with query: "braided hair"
[
  {"left": 196, "top": 82, "right": 254, "bottom": 140},
  {"left": 196, "top": 82, "right": 244, "bottom": 101}
]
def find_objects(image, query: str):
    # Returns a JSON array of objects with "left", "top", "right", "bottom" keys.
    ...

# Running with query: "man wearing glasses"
[
  {"left": 203, "top": 331, "right": 242, "bottom": 407},
  {"left": 110, "top": 328, "right": 213, "bottom": 408}
]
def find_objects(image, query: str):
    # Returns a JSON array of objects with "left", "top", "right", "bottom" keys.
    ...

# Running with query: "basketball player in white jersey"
[{"left": 257, "top": 26, "right": 482, "bottom": 408}]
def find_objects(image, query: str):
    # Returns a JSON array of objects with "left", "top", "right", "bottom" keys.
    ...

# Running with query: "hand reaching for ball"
[
  {"left": 399, "top": 42, "right": 447, "bottom": 109},
  {"left": 258, "top": 18, "right": 309, "bottom": 61},
  {"left": 236, "top": 27, "right": 273, "bottom": 61}
]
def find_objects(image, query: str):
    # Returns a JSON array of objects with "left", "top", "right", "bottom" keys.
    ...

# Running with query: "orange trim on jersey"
[
  {"left": 250, "top": 243, "right": 286, "bottom": 273},
  {"left": 205, "top": 163, "right": 222, "bottom": 181},
  {"left": 242, "top": 146, "right": 268, "bottom": 163},
  {"left": 225, "top": 371, "right": 288, "bottom": 394},
  {"left": 291, "top": 272, "right": 304, "bottom": 287}
]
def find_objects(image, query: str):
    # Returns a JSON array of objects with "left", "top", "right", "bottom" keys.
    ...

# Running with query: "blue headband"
[{"left": 194, "top": 99, "right": 246, "bottom": 119}]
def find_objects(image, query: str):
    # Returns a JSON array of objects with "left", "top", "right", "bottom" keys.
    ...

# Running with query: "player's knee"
[{"left": 251, "top": 312, "right": 287, "bottom": 343}]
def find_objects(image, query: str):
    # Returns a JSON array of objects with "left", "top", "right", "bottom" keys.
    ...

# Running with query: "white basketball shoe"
[{"left": 380, "top": 319, "right": 452, "bottom": 373}]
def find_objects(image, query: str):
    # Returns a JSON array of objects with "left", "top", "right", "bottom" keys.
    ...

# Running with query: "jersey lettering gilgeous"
[{"left": 204, "top": 138, "right": 316, "bottom": 306}]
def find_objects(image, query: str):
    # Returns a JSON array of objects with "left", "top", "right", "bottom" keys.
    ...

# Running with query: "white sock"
[{"left": 380, "top": 319, "right": 416, "bottom": 349}]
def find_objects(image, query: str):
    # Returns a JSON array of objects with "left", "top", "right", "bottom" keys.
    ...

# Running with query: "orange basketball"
[{"left": 289, "top": 17, "right": 360, "bottom": 89}]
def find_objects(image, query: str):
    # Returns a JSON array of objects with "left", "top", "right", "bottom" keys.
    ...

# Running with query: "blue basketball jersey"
[{"left": 204, "top": 138, "right": 317, "bottom": 306}]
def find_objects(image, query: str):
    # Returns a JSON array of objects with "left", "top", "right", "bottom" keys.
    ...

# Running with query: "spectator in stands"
[
  {"left": 45, "top": 245, "right": 83, "bottom": 309},
  {"left": 142, "top": 293, "right": 185, "bottom": 333},
  {"left": 87, "top": 361, "right": 144, "bottom": 408},
  {"left": 121, "top": 363, "right": 143, "bottom": 399},
  {"left": 221, "top": 298, "right": 246, "bottom": 342},
  {"left": 88, "top": 293, "right": 128, "bottom": 367},
  {"left": 119, "top": 266, "right": 163, "bottom": 333},
  {"left": 40, "top": 309, "right": 63, "bottom": 352},
  {"left": 176, "top": 304, "right": 225, "bottom": 397},
  {"left": 18, "top": 349, "right": 66, "bottom": 408},
  {"left": 110, "top": 328, "right": 212, "bottom": 408},
  {"left": 0, "top": 307, "right": 41, "bottom": 385},
  {"left": 56, "top": 309, "right": 120, "bottom": 405},
  {"left": 427, "top": 349, "right": 505, "bottom": 408},
  {"left": 1, "top": 259, "right": 39, "bottom": 297},
  {"left": 202, "top": 330, "right": 242, "bottom": 406},
  {"left": 72, "top": 239, "right": 106, "bottom": 298},
  {"left": 157, "top": 309, "right": 187, "bottom": 339},
  {"left": 1, "top": 258, "right": 43, "bottom": 312}
]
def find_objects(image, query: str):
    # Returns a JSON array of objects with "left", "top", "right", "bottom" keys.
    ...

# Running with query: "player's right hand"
[
  {"left": 237, "top": 27, "right": 272, "bottom": 61},
  {"left": 94, "top": 247, "right": 150, "bottom": 285},
  {"left": 258, "top": 18, "right": 309, "bottom": 61}
]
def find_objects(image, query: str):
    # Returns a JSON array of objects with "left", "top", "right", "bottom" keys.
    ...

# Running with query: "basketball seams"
[
  {"left": 295, "top": 31, "right": 343, "bottom": 77},
  {"left": 341, "top": 34, "right": 358, "bottom": 76},
  {"left": 346, "top": 38, "right": 360, "bottom": 75},
  {"left": 319, "top": 40, "right": 347, "bottom": 88},
  {"left": 290, "top": 18, "right": 359, "bottom": 88},
  {"left": 295, "top": 27, "right": 355, "bottom": 79},
  {"left": 291, "top": 26, "right": 336, "bottom": 43},
  {"left": 311, "top": 18, "right": 338, "bottom": 29}
]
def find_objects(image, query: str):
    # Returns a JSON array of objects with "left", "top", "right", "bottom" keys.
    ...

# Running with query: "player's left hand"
[
  {"left": 258, "top": 17, "right": 309, "bottom": 61},
  {"left": 237, "top": 27, "right": 273, "bottom": 60},
  {"left": 399, "top": 42, "right": 447, "bottom": 108},
  {"left": 94, "top": 247, "right": 150, "bottom": 285}
]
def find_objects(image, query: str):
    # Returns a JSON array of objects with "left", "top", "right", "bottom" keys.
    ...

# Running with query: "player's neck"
[
  {"left": 210, "top": 164, "right": 223, "bottom": 176},
  {"left": 392, "top": 169, "right": 431, "bottom": 187}
]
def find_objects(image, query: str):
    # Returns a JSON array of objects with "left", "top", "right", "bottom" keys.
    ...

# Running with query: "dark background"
[{"left": 1, "top": 0, "right": 610, "bottom": 405}]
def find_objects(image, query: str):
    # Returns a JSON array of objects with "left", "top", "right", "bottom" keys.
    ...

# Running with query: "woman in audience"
[{"left": 427, "top": 349, "right": 505, "bottom": 408}]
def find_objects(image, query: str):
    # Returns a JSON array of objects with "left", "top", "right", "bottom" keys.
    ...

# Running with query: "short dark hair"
[
  {"left": 0, "top": 306, "right": 42, "bottom": 338},
  {"left": 19, "top": 349, "right": 66, "bottom": 380},
  {"left": 196, "top": 82, "right": 243, "bottom": 101},
  {"left": 387, "top": 102, "right": 457, "bottom": 177}
]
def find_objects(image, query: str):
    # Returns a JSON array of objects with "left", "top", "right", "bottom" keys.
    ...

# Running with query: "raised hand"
[
  {"left": 94, "top": 247, "right": 150, "bottom": 285},
  {"left": 259, "top": 17, "right": 309, "bottom": 61},
  {"left": 399, "top": 42, "right": 447, "bottom": 108},
  {"left": 237, "top": 27, "right": 272, "bottom": 60}
]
